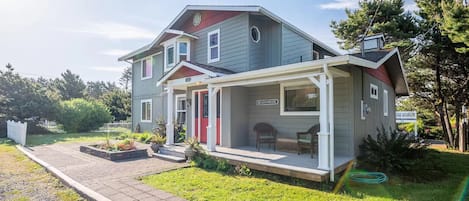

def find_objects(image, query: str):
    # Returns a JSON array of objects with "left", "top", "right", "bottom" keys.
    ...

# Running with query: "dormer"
[
  {"left": 362, "top": 34, "right": 385, "bottom": 52},
  {"left": 158, "top": 29, "right": 198, "bottom": 72}
]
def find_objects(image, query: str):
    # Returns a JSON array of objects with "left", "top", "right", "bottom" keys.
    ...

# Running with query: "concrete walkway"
[{"left": 23, "top": 142, "right": 188, "bottom": 201}]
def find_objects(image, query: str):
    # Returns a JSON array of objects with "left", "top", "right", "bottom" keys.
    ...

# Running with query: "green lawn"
[
  {"left": 142, "top": 149, "right": 469, "bottom": 201},
  {"left": 0, "top": 139, "right": 83, "bottom": 200},
  {"left": 27, "top": 129, "right": 126, "bottom": 146}
]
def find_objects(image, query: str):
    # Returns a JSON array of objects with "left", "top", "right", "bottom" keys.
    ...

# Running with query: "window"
[
  {"left": 141, "top": 58, "right": 152, "bottom": 80},
  {"left": 141, "top": 99, "right": 152, "bottom": 122},
  {"left": 280, "top": 83, "right": 320, "bottom": 116},
  {"left": 175, "top": 95, "right": 187, "bottom": 125},
  {"left": 370, "top": 84, "right": 379, "bottom": 100},
  {"left": 250, "top": 26, "right": 260, "bottom": 43},
  {"left": 178, "top": 41, "right": 188, "bottom": 62},
  {"left": 313, "top": 51, "right": 320, "bottom": 60},
  {"left": 207, "top": 29, "right": 220, "bottom": 63},
  {"left": 166, "top": 45, "right": 175, "bottom": 67},
  {"left": 383, "top": 89, "right": 388, "bottom": 116}
]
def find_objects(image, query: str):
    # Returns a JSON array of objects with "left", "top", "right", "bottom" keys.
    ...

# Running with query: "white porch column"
[
  {"left": 166, "top": 87, "right": 174, "bottom": 145},
  {"left": 317, "top": 73, "right": 330, "bottom": 170},
  {"left": 207, "top": 85, "right": 220, "bottom": 152}
]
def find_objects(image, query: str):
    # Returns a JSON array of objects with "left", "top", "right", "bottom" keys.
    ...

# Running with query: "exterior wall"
[
  {"left": 191, "top": 13, "right": 250, "bottom": 73},
  {"left": 352, "top": 66, "right": 397, "bottom": 156},
  {"left": 281, "top": 25, "right": 313, "bottom": 65},
  {"left": 248, "top": 15, "right": 282, "bottom": 70},
  {"left": 221, "top": 87, "right": 249, "bottom": 147}
]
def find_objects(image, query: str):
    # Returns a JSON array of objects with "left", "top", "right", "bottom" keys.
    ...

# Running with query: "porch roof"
[{"left": 157, "top": 61, "right": 234, "bottom": 86}]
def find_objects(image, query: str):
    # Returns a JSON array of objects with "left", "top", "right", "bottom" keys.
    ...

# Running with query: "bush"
[
  {"left": 56, "top": 98, "right": 112, "bottom": 132},
  {"left": 358, "top": 126, "right": 443, "bottom": 182}
]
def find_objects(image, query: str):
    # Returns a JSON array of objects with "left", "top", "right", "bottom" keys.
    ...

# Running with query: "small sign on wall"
[{"left": 256, "top": 99, "right": 279, "bottom": 106}]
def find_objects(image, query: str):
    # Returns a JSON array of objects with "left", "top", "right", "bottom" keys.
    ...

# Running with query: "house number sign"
[{"left": 256, "top": 99, "right": 279, "bottom": 106}]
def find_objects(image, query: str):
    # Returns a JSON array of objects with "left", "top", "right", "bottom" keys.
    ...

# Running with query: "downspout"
[{"left": 323, "top": 63, "right": 335, "bottom": 182}]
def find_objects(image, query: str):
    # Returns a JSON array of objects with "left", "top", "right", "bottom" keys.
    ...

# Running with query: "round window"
[{"left": 250, "top": 26, "right": 260, "bottom": 43}]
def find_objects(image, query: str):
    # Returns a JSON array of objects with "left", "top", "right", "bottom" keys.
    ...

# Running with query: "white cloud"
[
  {"left": 100, "top": 49, "right": 131, "bottom": 56},
  {"left": 404, "top": 3, "right": 419, "bottom": 12},
  {"left": 69, "top": 22, "right": 156, "bottom": 40},
  {"left": 319, "top": 0, "right": 359, "bottom": 10},
  {"left": 89, "top": 66, "right": 126, "bottom": 72}
]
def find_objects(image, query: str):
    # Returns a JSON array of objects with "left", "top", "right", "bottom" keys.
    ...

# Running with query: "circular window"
[{"left": 250, "top": 26, "right": 260, "bottom": 43}]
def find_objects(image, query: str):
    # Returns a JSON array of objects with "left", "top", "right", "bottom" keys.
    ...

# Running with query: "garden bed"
[{"left": 79, "top": 145, "right": 148, "bottom": 161}]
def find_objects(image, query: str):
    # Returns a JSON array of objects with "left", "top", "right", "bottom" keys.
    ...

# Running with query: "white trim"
[
  {"left": 157, "top": 61, "right": 220, "bottom": 86},
  {"left": 207, "top": 29, "right": 220, "bottom": 63},
  {"left": 250, "top": 26, "right": 260, "bottom": 43},
  {"left": 177, "top": 40, "right": 190, "bottom": 62},
  {"left": 140, "top": 99, "right": 152, "bottom": 122},
  {"left": 164, "top": 44, "right": 175, "bottom": 71},
  {"left": 175, "top": 94, "right": 187, "bottom": 125},
  {"left": 140, "top": 57, "right": 153, "bottom": 80},
  {"left": 280, "top": 82, "right": 320, "bottom": 116},
  {"left": 134, "top": 51, "right": 162, "bottom": 63},
  {"left": 383, "top": 89, "right": 389, "bottom": 116},
  {"left": 313, "top": 50, "right": 319, "bottom": 60},
  {"left": 192, "top": 89, "right": 208, "bottom": 143},
  {"left": 370, "top": 83, "right": 379, "bottom": 100}
]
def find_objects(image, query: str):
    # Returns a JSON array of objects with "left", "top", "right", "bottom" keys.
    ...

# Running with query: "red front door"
[{"left": 194, "top": 90, "right": 220, "bottom": 145}]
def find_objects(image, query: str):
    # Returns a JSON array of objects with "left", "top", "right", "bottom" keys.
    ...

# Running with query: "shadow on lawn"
[{"left": 342, "top": 150, "right": 469, "bottom": 201}]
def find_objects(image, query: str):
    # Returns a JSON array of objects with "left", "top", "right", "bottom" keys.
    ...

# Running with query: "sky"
[{"left": 0, "top": 0, "right": 418, "bottom": 82}]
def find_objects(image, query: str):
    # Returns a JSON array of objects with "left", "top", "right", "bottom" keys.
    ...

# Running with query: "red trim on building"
[
  {"left": 365, "top": 65, "right": 393, "bottom": 86},
  {"left": 178, "top": 11, "right": 242, "bottom": 33},
  {"left": 168, "top": 66, "right": 203, "bottom": 80}
]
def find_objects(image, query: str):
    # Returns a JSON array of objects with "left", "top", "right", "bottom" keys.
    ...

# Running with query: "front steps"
[{"left": 152, "top": 145, "right": 186, "bottom": 163}]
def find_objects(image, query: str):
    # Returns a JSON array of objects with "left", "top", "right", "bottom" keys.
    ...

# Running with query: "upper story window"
[
  {"left": 164, "top": 38, "right": 191, "bottom": 72},
  {"left": 208, "top": 29, "right": 220, "bottom": 63},
  {"left": 280, "top": 83, "right": 320, "bottom": 116},
  {"left": 250, "top": 26, "right": 260, "bottom": 43},
  {"left": 141, "top": 57, "right": 152, "bottom": 80},
  {"left": 313, "top": 50, "right": 320, "bottom": 60},
  {"left": 383, "top": 89, "right": 389, "bottom": 116},
  {"left": 370, "top": 83, "right": 379, "bottom": 100}
]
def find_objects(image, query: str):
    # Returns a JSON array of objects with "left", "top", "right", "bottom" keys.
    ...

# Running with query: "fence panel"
[{"left": 7, "top": 120, "right": 27, "bottom": 145}]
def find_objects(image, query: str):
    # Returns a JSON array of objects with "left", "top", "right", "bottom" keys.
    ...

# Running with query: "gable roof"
[
  {"left": 157, "top": 61, "right": 234, "bottom": 86},
  {"left": 118, "top": 5, "right": 341, "bottom": 61}
]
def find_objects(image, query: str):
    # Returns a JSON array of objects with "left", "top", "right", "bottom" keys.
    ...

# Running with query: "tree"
[
  {"left": 86, "top": 81, "right": 118, "bottom": 99},
  {"left": 119, "top": 66, "right": 132, "bottom": 91},
  {"left": 55, "top": 69, "right": 86, "bottom": 100},
  {"left": 330, "top": 0, "right": 419, "bottom": 61},
  {"left": 101, "top": 89, "right": 131, "bottom": 121},
  {"left": 441, "top": 0, "right": 469, "bottom": 53},
  {"left": 56, "top": 98, "right": 112, "bottom": 132}
]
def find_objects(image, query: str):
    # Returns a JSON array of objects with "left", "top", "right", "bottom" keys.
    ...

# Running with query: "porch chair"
[
  {"left": 297, "top": 124, "right": 320, "bottom": 158},
  {"left": 253, "top": 122, "right": 277, "bottom": 151}
]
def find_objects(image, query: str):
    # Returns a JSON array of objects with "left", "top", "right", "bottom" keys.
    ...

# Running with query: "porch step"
[
  {"left": 159, "top": 146, "right": 186, "bottom": 158},
  {"left": 152, "top": 153, "right": 186, "bottom": 163}
]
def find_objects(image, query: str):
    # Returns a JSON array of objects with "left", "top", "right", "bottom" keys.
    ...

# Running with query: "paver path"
[{"left": 24, "top": 142, "right": 188, "bottom": 201}]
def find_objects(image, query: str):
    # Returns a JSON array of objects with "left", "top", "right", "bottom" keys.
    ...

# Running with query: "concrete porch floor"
[{"left": 167, "top": 144, "right": 354, "bottom": 182}]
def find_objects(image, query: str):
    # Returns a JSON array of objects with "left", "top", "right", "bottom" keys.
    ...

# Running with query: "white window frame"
[
  {"left": 370, "top": 83, "right": 379, "bottom": 100},
  {"left": 141, "top": 99, "right": 152, "bottom": 122},
  {"left": 140, "top": 57, "right": 153, "bottom": 80},
  {"left": 163, "top": 38, "right": 191, "bottom": 72},
  {"left": 165, "top": 44, "right": 175, "bottom": 71},
  {"left": 177, "top": 40, "right": 190, "bottom": 62},
  {"left": 383, "top": 89, "right": 388, "bottom": 116},
  {"left": 280, "top": 82, "right": 320, "bottom": 116},
  {"left": 207, "top": 29, "right": 220, "bottom": 63},
  {"left": 175, "top": 94, "right": 187, "bottom": 125},
  {"left": 313, "top": 50, "right": 320, "bottom": 60},
  {"left": 250, "top": 26, "right": 260, "bottom": 43}
]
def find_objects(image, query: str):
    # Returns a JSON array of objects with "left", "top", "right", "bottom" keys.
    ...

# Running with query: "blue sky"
[{"left": 0, "top": 0, "right": 417, "bottom": 82}]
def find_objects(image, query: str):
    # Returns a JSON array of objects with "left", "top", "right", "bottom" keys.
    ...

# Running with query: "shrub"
[
  {"left": 216, "top": 159, "right": 233, "bottom": 172},
  {"left": 235, "top": 164, "right": 252, "bottom": 176},
  {"left": 56, "top": 98, "right": 112, "bottom": 132},
  {"left": 359, "top": 126, "right": 443, "bottom": 181}
]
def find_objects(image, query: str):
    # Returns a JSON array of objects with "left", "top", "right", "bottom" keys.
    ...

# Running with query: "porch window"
[
  {"left": 175, "top": 95, "right": 186, "bottom": 125},
  {"left": 141, "top": 58, "right": 152, "bottom": 80},
  {"left": 207, "top": 29, "right": 220, "bottom": 63},
  {"left": 141, "top": 99, "right": 152, "bottom": 122},
  {"left": 280, "top": 83, "right": 320, "bottom": 116}
]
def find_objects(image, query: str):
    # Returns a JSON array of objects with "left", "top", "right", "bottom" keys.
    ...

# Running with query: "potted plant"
[
  {"left": 150, "top": 134, "right": 166, "bottom": 153},
  {"left": 184, "top": 137, "right": 200, "bottom": 159}
]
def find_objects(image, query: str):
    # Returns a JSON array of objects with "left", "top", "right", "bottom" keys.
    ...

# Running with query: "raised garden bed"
[{"left": 80, "top": 145, "right": 148, "bottom": 161}]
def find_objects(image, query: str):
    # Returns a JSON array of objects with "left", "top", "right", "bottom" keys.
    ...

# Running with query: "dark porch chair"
[
  {"left": 297, "top": 124, "right": 320, "bottom": 158},
  {"left": 254, "top": 122, "right": 277, "bottom": 151}
]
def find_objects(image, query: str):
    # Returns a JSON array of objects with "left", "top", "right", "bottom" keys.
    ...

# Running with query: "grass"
[
  {"left": 0, "top": 138, "right": 83, "bottom": 200},
  {"left": 142, "top": 149, "right": 469, "bottom": 201},
  {"left": 26, "top": 128, "right": 127, "bottom": 146}
]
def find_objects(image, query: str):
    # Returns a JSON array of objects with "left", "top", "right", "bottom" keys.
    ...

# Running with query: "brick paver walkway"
[{"left": 24, "top": 142, "right": 188, "bottom": 201}]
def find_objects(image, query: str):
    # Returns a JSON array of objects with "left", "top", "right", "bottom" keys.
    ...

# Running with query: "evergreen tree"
[{"left": 55, "top": 69, "right": 86, "bottom": 100}]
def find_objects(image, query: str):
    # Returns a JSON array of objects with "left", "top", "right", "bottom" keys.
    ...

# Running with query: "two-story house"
[{"left": 119, "top": 5, "right": 408, "bottom": 182}]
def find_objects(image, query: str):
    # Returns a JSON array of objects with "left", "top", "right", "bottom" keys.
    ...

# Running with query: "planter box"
[{"left": 80, "top": 145, "right": 148, "bottom": 161}]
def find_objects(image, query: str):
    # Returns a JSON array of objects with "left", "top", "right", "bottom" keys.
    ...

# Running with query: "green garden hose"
[{"left": 349, "top": 172, "right": 388, "bottom": 184}]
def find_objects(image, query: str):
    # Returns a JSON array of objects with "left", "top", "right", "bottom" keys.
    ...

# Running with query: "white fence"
[{"left": 7, "top": 120, "right": 27, "bottom": 145}]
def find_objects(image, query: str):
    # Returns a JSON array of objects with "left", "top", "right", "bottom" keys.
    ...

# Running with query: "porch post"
[
  {"left": 166, "top": 87, "right": 174, "bottom": 145},
  {"left": 207, "top": 85, "right": 219, "bottom": 152},
  {"left": 317, "top": 73, "right": 330, "bottom": 170}
]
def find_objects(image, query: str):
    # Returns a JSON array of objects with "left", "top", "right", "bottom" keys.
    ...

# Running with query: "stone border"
[
  {"left": 16, "top": 145, "right": 111, "bottom": 201},
  {"left": 80, "top": 145, "right": 148, "bottom": 161}
]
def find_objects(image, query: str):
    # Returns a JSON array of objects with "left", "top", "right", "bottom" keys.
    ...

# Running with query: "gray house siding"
[
  {"left": 248, "top": 15, "right": 282, "bottom": 70},
  {"left": 281, "top": 25, "right": 313, "bottom": 65},
  {"left": 192, "top": 13, "right": 250, "bottom": 73},
  {"left": 221, "top": 87, "right": 250, "bottom": 147}
]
